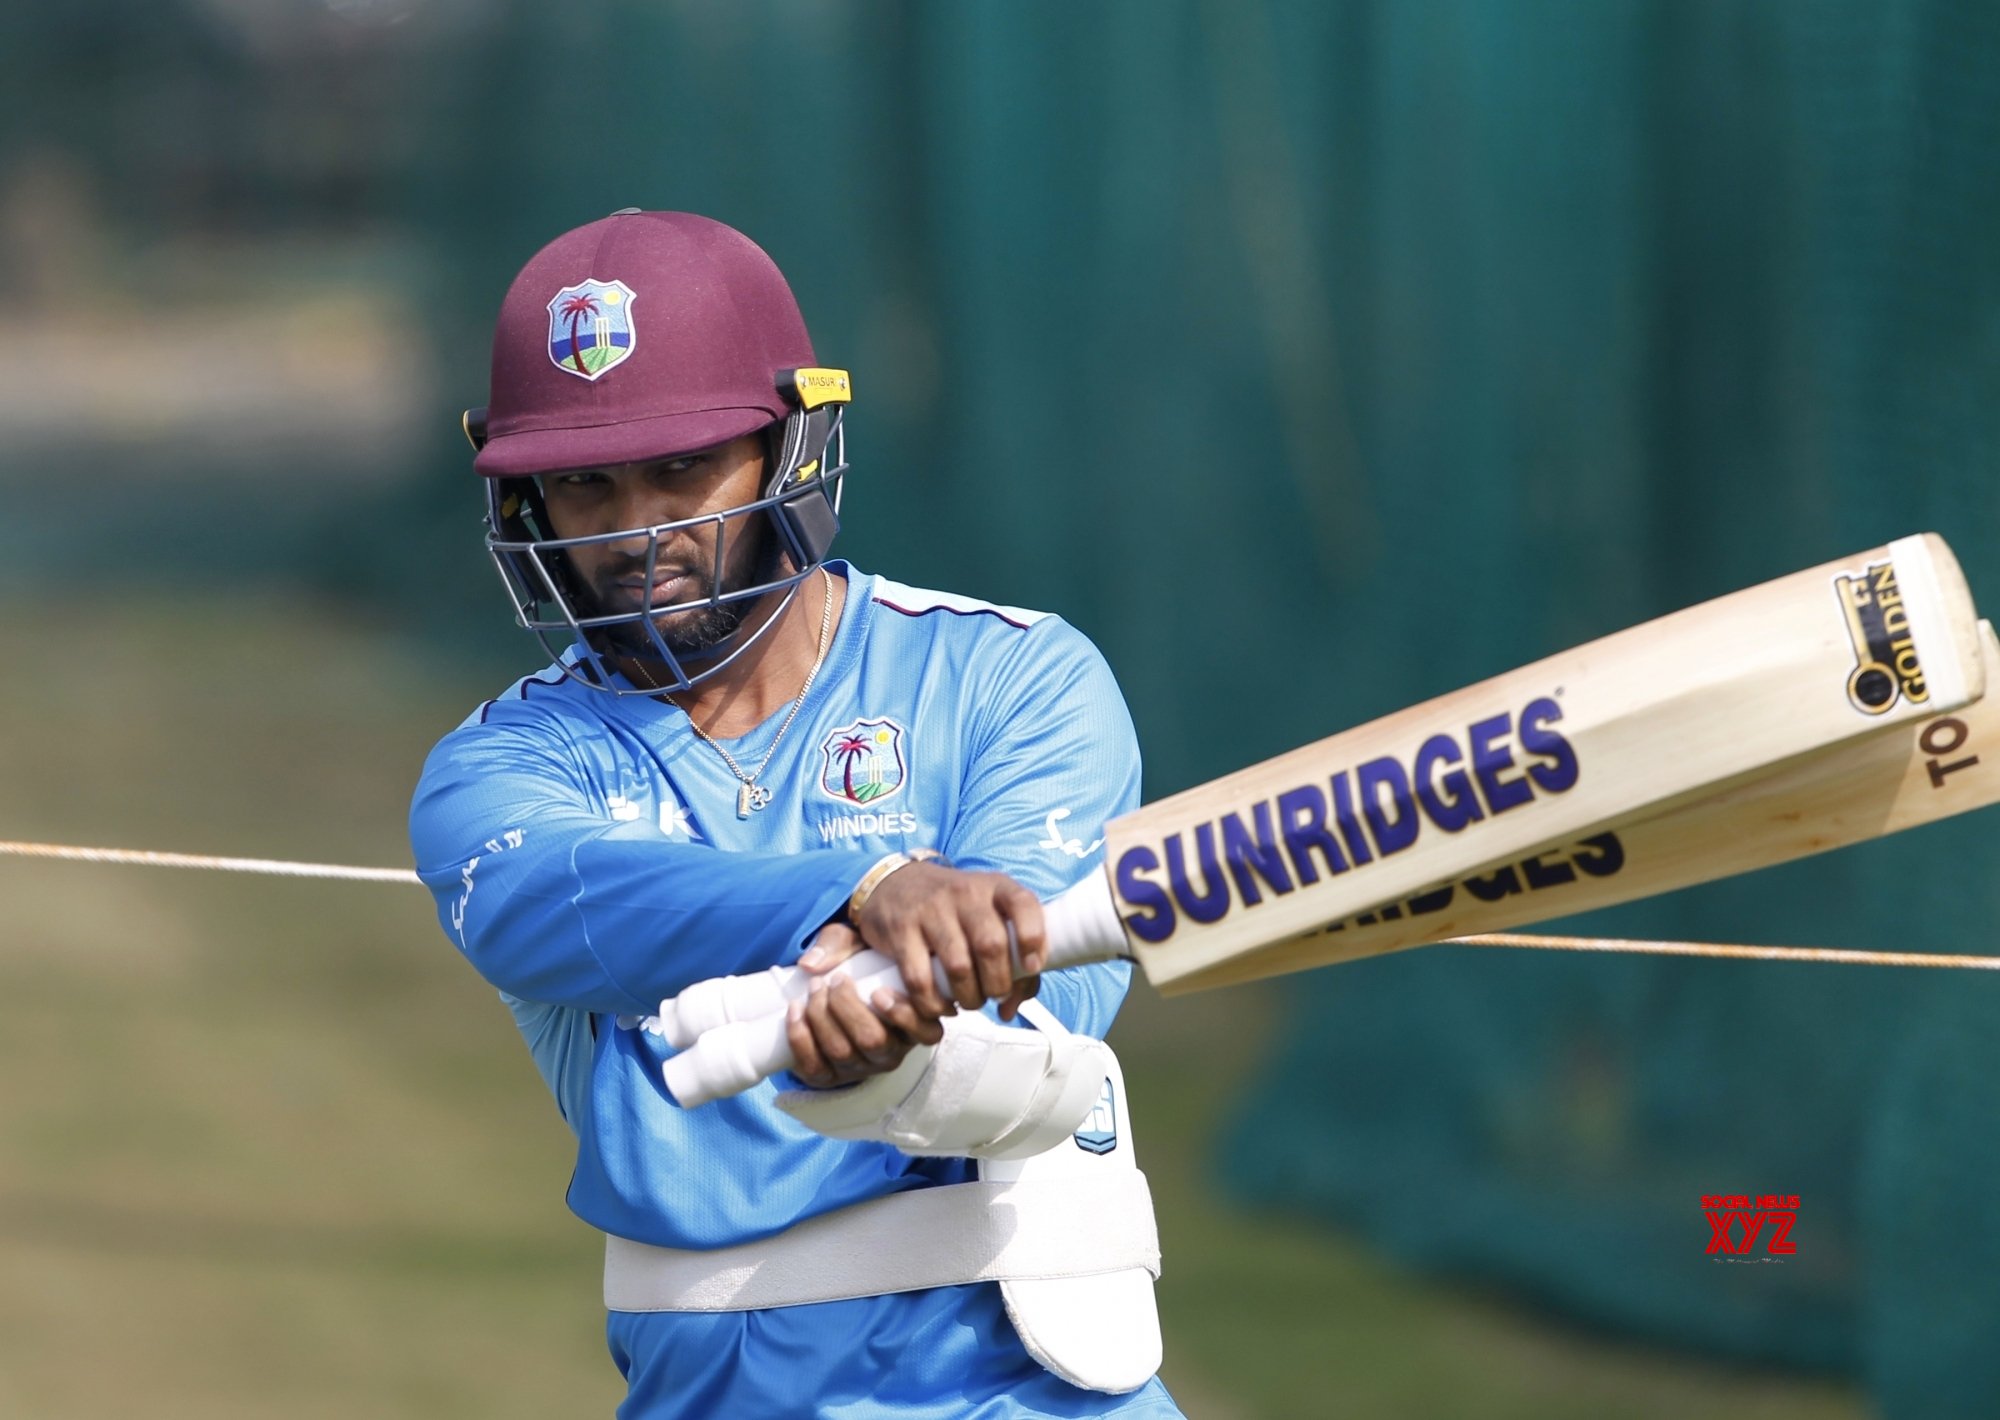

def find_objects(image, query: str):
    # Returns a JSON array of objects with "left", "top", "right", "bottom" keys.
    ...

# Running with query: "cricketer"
[{"left": 409, "top": 210, "right": 1182, "bottom": 1418}]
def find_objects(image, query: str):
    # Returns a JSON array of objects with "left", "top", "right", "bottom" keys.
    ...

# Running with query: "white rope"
[
  {"left": 1449, "top": 932, "right": 2000, "bottom": 971},
  {"left": 0, "top": 840, "right": 421, "bottom": 885},
  {"left": 2, "top": 838, "right": 1992, "bottom": 970}
]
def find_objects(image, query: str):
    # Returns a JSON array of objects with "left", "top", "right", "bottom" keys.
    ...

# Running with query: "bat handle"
[
  {"left": 1038, "top": 869, "right": 1129, "bottom": 971},
  {"left": 653, "top": 959, "right": 814, "bottom": 1049},
  {"left": 655, "top": 871, "right": 1127, "bottom": 1046},
  {"left": 660, "top": 872, "right": 1129, "bottom": 1106}
]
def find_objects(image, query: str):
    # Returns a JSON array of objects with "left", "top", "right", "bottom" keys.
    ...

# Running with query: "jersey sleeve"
[
  {"left": 409, "top": 712, "right": 863, "bottom": 1016},
  {"left": 942, "top": 621, "right": 1144, "bottom": 1038}
]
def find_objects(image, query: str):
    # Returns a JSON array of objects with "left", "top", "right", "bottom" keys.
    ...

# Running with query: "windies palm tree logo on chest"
[
  {"left": 818, "top": 718, "right": 908, "bottom": 805},
  {"left": 544, "top": 278, "right": 638, "bottom": 380}
]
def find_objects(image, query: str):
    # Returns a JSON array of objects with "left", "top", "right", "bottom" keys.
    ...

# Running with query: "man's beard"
[{"left": 568, "top": 520, "right": 788, "bottom": 663}]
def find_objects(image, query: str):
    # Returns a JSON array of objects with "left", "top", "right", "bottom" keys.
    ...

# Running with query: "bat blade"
[
  {"left": 1108, "top": 535, "right": 1984, "bottom": 989},
  {"left": 1159, "top": 620, "right": 2000, "bottom": 994}
]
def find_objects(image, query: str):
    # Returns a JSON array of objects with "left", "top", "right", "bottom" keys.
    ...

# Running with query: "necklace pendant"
[{"left": 737, "top": 783, "right": 774, "bottom": 818}]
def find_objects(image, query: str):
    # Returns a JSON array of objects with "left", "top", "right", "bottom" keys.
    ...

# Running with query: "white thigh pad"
[{"left": 775, "top": 1006, "right": 1111, "bottom": 1161}]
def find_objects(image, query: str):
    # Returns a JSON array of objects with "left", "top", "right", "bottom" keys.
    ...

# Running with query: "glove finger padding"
[
  {"left": 770, "top": 1042, "right": 938, "bottom": 1140},
  {"left": 775, "top": 1008, "right": 1112, "bottom": 1161}
]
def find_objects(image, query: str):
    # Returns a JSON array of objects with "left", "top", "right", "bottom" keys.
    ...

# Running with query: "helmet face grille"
[{"left": 483, "top": 410, "right": 847, "bottom": 695}]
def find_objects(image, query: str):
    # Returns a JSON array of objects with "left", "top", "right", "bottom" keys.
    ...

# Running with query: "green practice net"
[{"left": 1204, "top": 5, "right": 2000, "bottom": 1416}]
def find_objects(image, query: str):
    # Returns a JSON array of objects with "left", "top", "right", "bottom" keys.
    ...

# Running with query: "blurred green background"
[{"left": 2, "top": 1, "right": 1995, "bottom": 1415}]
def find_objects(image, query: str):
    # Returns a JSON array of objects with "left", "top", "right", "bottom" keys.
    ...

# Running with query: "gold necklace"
[{"left": 683, "top": 567, "right": 835, "bottom": 818}]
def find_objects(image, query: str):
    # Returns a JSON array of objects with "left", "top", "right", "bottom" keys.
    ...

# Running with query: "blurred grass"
[{"left": 0, "top": 598, "right": 1870, "bottom": 1418}]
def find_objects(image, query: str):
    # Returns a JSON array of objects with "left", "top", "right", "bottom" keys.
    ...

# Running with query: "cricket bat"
[
  {"left": 1164, "top": 618, "right": 2000, "bottom": 992},
  {"left": 660, "top": 534, "right": 1985, "bottom": 1105}
]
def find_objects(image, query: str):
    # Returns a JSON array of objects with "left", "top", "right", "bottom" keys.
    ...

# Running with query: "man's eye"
[
  {"left": 662, "top": 455, "right": 704, "bottom": 474},
  {"left": 553, "top": 472, "right": 606, "bottom": 488}
]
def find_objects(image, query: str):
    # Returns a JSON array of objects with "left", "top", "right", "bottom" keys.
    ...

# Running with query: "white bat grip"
[
  {"left": 1037, "top": 869, "right": 1128, "bottom": 971},
  {"left": 660, "top": 871, "right": 1130, "bottom": 1106},
  {"left": 655, "top": 960, "right": 811, "bottom": 1048}
]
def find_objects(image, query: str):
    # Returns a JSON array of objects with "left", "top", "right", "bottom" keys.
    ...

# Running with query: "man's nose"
[{"left": 603, "top": 484, "right": 689, "bottom": 550}]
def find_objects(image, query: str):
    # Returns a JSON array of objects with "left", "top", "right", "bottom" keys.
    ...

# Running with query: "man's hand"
[
  {"left": 799, "top": 863, "right": 1048, "bottom": 1023},
  {"left": 784, "top": 953, "right": 946, "bottom": 1089}
]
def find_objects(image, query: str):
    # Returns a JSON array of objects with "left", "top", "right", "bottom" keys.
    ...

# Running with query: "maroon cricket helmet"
[
  {"left": 474, "top": 209, "right": 817, "bottom": 478},
  {"left": 469, "top": 210, "right": 851, "bottom": 696}
]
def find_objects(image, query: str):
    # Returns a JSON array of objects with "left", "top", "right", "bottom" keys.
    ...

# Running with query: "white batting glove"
[{"left": 775, "top": 1007, "right": 1111, "bottom": 1161}]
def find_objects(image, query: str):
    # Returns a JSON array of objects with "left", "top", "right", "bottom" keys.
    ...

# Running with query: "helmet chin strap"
[
  {"left": 608, "top": 544, "right": 805, "bottom": 696},
  {"left": 566, "top": 578, "right": 804, "bottom": 696}
]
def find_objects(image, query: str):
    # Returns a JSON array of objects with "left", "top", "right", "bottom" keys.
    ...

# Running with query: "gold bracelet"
[{"left": 846, "top": 848, "right": 947, "bottom": 925}]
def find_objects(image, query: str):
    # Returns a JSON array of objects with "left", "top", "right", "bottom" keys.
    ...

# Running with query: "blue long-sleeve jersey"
[{"left": 411, "top": 564, "right": 1181, "bottom": 1418}]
